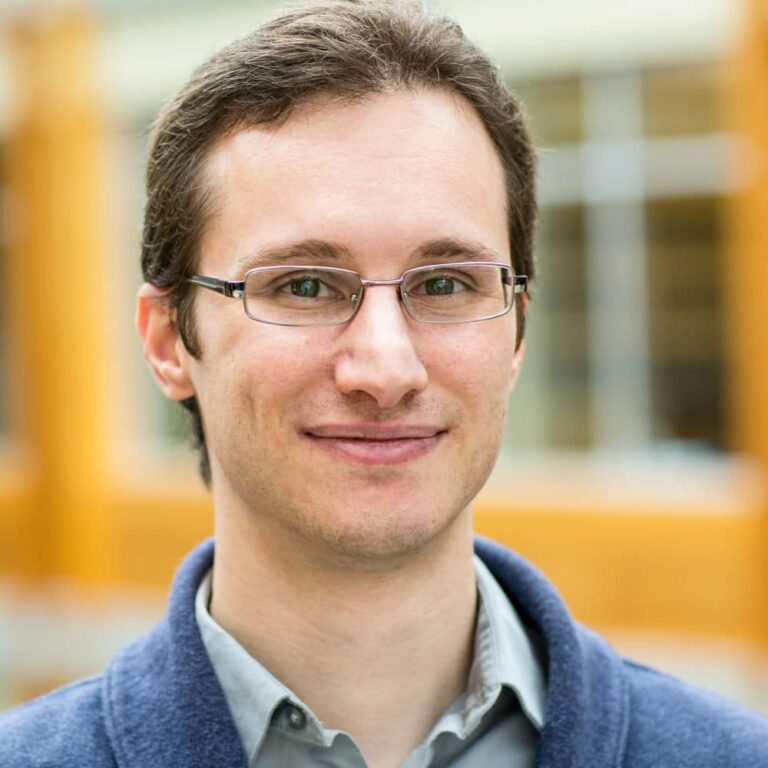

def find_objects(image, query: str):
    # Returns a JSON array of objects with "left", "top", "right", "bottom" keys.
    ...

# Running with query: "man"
[{"left": 1, "top": 1, "right": 767, "bottom": 766}]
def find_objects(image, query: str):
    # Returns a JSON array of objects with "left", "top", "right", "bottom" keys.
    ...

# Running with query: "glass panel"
[
  {"left": 642, "top": 64, "right": 721, "bottom": 138},
  {"left": 646, "top": 196, "right": 723, "bottom": 449},
  {"left": 509, "top": 76, "right": 583, "bottom": 145},
  {"left": 505, "top": 205, "right": 590, "bottom": 450},
  {"left": 541, "top": 205, "right": 591, "bottom": 448}
]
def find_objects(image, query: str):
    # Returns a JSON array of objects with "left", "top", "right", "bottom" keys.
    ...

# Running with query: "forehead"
[{"left": 198, "top": 88, "right": 509, "bottom": 274}]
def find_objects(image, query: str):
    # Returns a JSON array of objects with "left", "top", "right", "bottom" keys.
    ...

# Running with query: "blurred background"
[{"left": 0, "top": 0, "right": 767, "bottom": 713}]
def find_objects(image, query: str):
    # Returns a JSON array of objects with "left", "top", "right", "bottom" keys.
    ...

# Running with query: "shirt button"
[{"left": 286, "top": 705, "right": 307, "bottom": 730}]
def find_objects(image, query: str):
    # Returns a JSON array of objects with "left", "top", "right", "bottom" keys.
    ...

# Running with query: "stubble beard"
[{"left": 210, "top": 389, "right": 508, "bottom": 572}]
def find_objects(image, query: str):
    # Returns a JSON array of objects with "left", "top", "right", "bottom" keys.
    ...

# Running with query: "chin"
[{"left": 292, "top": 503, "right": 464, "bottom": 570}]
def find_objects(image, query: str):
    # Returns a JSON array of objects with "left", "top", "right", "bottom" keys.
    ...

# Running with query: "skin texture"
[{"left": 137, "top": 87, "right": 524, "bottom": 768}]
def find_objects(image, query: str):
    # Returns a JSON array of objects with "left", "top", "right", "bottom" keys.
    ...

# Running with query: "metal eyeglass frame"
[{"left": 187, "top": 260, "right": 528, "bottom": 327}]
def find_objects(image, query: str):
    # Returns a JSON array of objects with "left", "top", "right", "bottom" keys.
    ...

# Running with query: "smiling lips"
[{"left": 303, "top": 424, "right": 446, "bottom": 465}]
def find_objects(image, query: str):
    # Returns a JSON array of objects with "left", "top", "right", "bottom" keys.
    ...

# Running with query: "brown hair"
[{"left": 141, "top": 0, "right": 537, "bottom": 486}]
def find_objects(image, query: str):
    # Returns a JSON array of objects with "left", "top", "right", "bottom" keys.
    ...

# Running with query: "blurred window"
[
  {"left": 647, "top": 196, "right": 723, "bottom": 449},
  {"left": 642, "top": 64, "right": 721, "bottom": 138},
  {"left": 515, "top": 77, "right": 583, "bottom": 145},
  {"left": 505, "top": 65, "right": 726, "bottom": 456},
  {"left": 535, "top": 205, "right": 590, "bottom": 450}
]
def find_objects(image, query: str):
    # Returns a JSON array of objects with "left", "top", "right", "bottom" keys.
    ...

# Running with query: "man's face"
[{"left": 178, "top": 88, "right": 522, "bottom": 566}]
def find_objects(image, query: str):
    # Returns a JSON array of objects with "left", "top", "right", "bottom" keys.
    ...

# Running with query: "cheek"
[
  {"left": 439, "top": 324, "right": 516, "bottom": 453},
  {"left": 437, "top": 322, "right": 517, "bottom": 398},
  {"left": 214, "top": 330, "right": 332, "bottom": 437}
]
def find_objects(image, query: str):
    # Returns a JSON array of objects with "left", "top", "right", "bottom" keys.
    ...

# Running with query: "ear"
[{"left": 136, "top": 283, "right": 196, "bottom": 401}]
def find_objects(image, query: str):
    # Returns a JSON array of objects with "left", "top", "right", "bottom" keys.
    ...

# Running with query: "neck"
[{"left": 210, "top": 501, "right": 477, "bottom": 768}]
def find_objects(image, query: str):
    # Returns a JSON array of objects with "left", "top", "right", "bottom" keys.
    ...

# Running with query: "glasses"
[{"left": 187, "top": 261, "right": 527, "bottom": 327}]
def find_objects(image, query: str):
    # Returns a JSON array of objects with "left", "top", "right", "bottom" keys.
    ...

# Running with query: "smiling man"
[
  {"left": 171, "top": 87, "right": 519, "bottom": 573},
  {"left": 2, "top": 1, "right": 768, "bottom": 767}
]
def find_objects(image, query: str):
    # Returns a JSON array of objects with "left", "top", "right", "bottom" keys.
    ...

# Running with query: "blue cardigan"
[{"left": 2, "top": 537, "right": 767, "bottom": 767}]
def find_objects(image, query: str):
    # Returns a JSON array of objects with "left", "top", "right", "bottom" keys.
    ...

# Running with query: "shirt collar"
[
  {"left": 470, "top": 554, "right": 547, "bottom": 729},
  {"left": 195, "top": 570, "right": 306, "bottom": 761},
  {"left": 195, "top": 555, "right": 547, "bottom": 762}
]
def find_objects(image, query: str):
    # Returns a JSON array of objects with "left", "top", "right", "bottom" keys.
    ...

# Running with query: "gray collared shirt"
[{"left": 196, "top": 556, "right": 547, "bottom": 767}]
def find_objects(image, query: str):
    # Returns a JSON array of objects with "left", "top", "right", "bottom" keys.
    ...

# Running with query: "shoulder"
[
  {"left": 620, "top": 656, "right": 768, "bottom": 766},
  {"left": 0, "top": 675, "right": 115, "bottom": 768}
]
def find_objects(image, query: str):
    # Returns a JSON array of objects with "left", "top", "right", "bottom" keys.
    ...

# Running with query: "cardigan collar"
[{"left": 103, "top": 537, "right": 628, "bottom": 768}]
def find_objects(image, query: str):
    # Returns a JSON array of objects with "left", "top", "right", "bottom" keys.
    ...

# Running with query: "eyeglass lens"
[{"left": 242, "top": 264, "right": 512, "bottom": 326}]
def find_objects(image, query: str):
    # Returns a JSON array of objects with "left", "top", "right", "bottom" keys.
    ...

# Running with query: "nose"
[{"left": 334, "top": 285, "right": 428, "bottom": 409}]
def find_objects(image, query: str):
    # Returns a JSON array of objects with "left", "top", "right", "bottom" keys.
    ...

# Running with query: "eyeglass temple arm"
[
  {"left": 187, "top": 275, "right": 246, "bottom": 298},
  {"left": 508, "top": 275, "right": 528, "bottom": 294}
]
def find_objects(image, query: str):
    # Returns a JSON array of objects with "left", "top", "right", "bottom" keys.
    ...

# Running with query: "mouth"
[{"left": 302, "top": 424, "right": 447, "bottom": 466}]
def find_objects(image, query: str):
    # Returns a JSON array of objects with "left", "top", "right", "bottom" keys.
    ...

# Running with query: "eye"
[
  {"left": 274, "top": 273, "right": 343, "bottom": 300},
  {"left": 423, "top": 276, "right": 466, "bottom": 295},
  {"left": 409, "top": 272, "right": 473, "bottom": 296}
]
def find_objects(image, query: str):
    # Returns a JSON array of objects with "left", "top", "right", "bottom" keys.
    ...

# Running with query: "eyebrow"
[
  {"left": 412, "top": 238, "right": 504, "bottom": 263},
  {"left": 235, "top": 236, "right": 504, "bottom": 276},
  {"left": 235, "top": 240, "right": 352, "bottom": 275}
]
